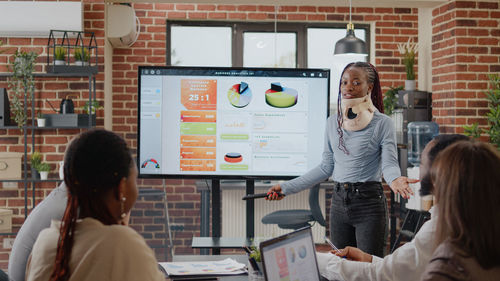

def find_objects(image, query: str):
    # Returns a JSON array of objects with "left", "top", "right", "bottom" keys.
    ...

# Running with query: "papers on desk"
[{"left": 159, "top": 258, "right": 247, "bottom": 277}]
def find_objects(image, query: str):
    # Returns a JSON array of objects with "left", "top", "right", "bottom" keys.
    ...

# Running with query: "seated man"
[
  {"left": 317, "top": 134, "right": 469, "bottom": 281},
  {"left": 8, "top": 183, "right": 67, "bottom": 281}
]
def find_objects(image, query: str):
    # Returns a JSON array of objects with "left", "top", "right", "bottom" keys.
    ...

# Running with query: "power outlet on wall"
[{"left": 3, "top": 238, "right": 15, "bottom": 249}]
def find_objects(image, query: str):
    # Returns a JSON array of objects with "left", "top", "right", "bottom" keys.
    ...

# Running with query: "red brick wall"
[{"left": 431, "top": 0, "right": 499, "bottom": 134}]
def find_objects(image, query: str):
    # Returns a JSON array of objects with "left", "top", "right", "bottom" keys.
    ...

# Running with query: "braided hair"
[
  {"left": 50, "top": 129, "right": 133, "bottom": 281},
  {"left": 336, "top": 62, "right": 383, "bottom": 154}
]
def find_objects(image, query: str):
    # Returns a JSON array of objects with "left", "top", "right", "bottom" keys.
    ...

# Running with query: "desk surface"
[
  {"left": 192, "top": 237, "right": 253, "bottom": 249},
  {"left": 169, "top": 255, "right": 248, "bottom": 281}
]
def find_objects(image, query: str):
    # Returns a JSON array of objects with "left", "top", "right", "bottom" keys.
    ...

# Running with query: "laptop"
[{"left": 259, "top": 226, "right": 322, "bottom": 281}]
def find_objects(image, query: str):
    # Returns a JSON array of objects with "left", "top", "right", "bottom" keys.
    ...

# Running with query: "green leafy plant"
[
  {"left": 249, "top": 245, "right": 261, "bottom": 262},
  {"left": 54, "top": 46, "right": 67, "bottom": 61},
  {"left": 30, "top": 152, "right": 42, "bottom": 171},
  {"left": 8, "top": 50, "right": 38, "bottom": 128},
  {"left": 463, "top": 74, "right": 500, "bottom": 150},
  {"left": 397, "top": 39, "right": 418, "bottom": 80},
  {"left": 73, "top": 48, "right": 90, "bottom": 62},
  {"left": 37, "top": 162, "right": 51, "bottom": 172},
  {"left": 383, "top": 86, "right": 404, "bottom": 116},
  {"left": 81, "top": 100, "right": 102, "bottom": 114}
]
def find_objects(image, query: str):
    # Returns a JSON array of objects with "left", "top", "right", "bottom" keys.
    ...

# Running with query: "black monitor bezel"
[{"left": 137, "top": 65, "right": 330, "bottom": 180}]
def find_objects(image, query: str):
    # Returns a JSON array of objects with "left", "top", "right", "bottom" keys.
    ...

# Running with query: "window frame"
[{"left": 166, "top": 20, "right": 371, "bottom": 68}]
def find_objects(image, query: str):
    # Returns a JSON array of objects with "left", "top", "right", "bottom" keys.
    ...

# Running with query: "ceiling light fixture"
[{"left": 334, "top": 0, "right": 368, "bottom": 56}]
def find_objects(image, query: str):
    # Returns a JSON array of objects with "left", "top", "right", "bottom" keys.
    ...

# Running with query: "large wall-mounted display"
[{"left": 138, "top": 66, "right": 330, "bottom": 179}]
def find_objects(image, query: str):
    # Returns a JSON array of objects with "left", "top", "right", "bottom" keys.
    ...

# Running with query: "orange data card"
[
  {"left": 181, "top": 79, "right": 217, "bottom": 110},
  {"left": 180, "top": 159, "right": 216, "bottom": 171},
  {"left": 180, "top": 135, "right": 216, "bottom": 147},
  {"left": 180, "top": 147, "right": 216, "bottom": 159},
  {"left": 180, "top": 110, "right": 217, "bottom": 123}
]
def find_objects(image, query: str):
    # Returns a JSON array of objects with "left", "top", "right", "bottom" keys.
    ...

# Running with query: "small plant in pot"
[
  {"left": 36, "top": 112, "right": 46, "bottom": 127},
  {"left": 397, "top": 38, "right": 418, "bottom": 91},
  {"left": 38, "top": 162, "right": 51, "bottom": 180},
  {"left": 81, "top": 100, "right": 102, "bottom": 115},
  {"left": 30, "top": 152, "right": 42, "bottom": 179},
  {"left": 54, "top": 46, "right": 67, "bottom": 66},
  {"left": 73, "top": 48, "right": 90, "bottom": 66}
]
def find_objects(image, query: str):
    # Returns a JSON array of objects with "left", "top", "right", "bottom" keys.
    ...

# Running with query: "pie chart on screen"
[
  {"left": 265, "top": 82, "right": 298, "bottom": 108},
  {"left": 227, "top": 82, "right": 252, "bottom": 108}
]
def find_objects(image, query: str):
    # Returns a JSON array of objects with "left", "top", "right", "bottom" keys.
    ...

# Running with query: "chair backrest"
[
  {"left": 309, "top": 184, "right": 327, "bottom": 227},
  {"left": 0, "top": 268, "right": 8, "bottom": 281}
]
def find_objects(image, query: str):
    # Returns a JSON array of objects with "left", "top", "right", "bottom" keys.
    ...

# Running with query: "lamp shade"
[{"left": 334, "top": 29, "right": 367, "bottom": 55}]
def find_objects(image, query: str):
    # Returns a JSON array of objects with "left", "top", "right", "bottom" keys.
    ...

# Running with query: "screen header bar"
[{"left": 139, "top": 66, "right": 329, "bottom": 79}]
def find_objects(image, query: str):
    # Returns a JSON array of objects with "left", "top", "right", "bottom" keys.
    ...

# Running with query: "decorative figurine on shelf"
[{"left": 397, "top": 38, "right": 418, "bottom": 91}]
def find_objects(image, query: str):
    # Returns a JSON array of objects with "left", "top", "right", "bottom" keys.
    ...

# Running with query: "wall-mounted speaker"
[{"left": 0, "top": 88, "right": 11, "bottom": 126}]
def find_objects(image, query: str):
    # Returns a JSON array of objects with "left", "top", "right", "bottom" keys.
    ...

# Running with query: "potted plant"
[
  {"left": 30, "top": 152, "right": 42, "bottom": 179},
  {"left": 54, "top": 46, "right": 67, "bottom": 65},
  {"left": 38, "top": 162, "right": 51, "bottom": 180},
  {"left": 8, "top": 50, "right": 38, "bottom": 128},
  {"left": 383, "top": 86, "right": 404, "bottom": 116},
  {"left": 81, "top": 100, "right": 101, "bottom": 115},
  {"left": 463, "top": 74, "right": 500, "bottom": 150},
  {"left": 36, "top": 112, "right": 46, "bottom": 127},
  {"left": 248, "top": 244, "right": 262, "bottom": 278},
  {"left": 73, "top": 47, "right": 90, "bottom": 66},
  {"left": 397, "top": 38, "right": 418, "bottom": 91}
]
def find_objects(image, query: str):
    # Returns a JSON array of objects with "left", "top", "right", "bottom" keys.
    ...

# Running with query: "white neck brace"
[{"left": 341, "top": 94, "right": 376, "bottom": 131}]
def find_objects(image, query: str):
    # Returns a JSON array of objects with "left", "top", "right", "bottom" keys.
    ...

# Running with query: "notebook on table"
[{"left": 259, "top": 226, "right": 322, "bottom": 281}]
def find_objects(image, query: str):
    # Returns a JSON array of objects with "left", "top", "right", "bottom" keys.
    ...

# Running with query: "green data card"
[
  {"left": 220, "top": 134, "right": 249, "bottom": 140},
  {"left": 220, "top": 164, "right": 249, "bottom": 170},
  {"left": 180, "top": 123, "right": 216, "bottom": 135}
]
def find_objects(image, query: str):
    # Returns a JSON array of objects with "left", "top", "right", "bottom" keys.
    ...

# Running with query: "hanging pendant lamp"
[{"left": 334, "top": 0, "right": 367, "bottom": 55}]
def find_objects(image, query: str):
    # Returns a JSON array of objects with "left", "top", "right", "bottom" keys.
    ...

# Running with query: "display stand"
[
  {"left": 211, "top": 179, "right": 220, "bottom": 254},
  {"left": 195, "top": 179, "right": 257, "bottom": 255}
]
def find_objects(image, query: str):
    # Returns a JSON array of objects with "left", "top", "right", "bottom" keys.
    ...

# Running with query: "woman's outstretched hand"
[
  {"left": 266, "top": 184, "right": 285, "bottom": 200},
  {"left": 390, "top": 176, "right": 418, "bottom": 199},
  {"left": 333, "top": 246, "right": 373, "bottom": 262}
]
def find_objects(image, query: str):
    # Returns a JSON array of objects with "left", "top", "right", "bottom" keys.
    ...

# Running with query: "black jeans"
[{"left": 329, "top": 181, "right": 388, "bottom": 257}]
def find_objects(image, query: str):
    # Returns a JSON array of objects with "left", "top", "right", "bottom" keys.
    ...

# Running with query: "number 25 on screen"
[{"left": 189, "top": 94, "right": 210, "bottom": 102}]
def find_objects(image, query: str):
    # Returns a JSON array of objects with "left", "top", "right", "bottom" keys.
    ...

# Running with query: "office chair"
[
  {"left": 0, "top": 269, "right": 7, "bottom": 281},
  {"left": 391, "top": 208, "right": 430, "bottom": 253},
  {"left": 261, "top": 184, "right": 326, "bottom": 229}
]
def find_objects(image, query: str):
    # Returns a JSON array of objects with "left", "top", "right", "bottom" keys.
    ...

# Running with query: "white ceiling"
[{"left": 105, "top": 0, "right": 448, "bottom": 9}]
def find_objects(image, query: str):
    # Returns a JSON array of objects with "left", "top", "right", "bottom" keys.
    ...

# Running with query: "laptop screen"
[{"left": 259, "top": 227, "right": 321, "bottom": 281}]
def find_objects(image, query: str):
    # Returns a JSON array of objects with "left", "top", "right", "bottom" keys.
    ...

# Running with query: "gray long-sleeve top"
[
  {"left": 8, "top": 183, "right": 67, "bottom": 281},
  {"left": 281, "top": 111, "right": 401, "bottom": 195}
]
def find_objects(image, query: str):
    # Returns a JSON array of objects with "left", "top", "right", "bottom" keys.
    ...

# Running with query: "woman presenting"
[{"left": 267, "top": 62, "right": 416, "bottom": 257}]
